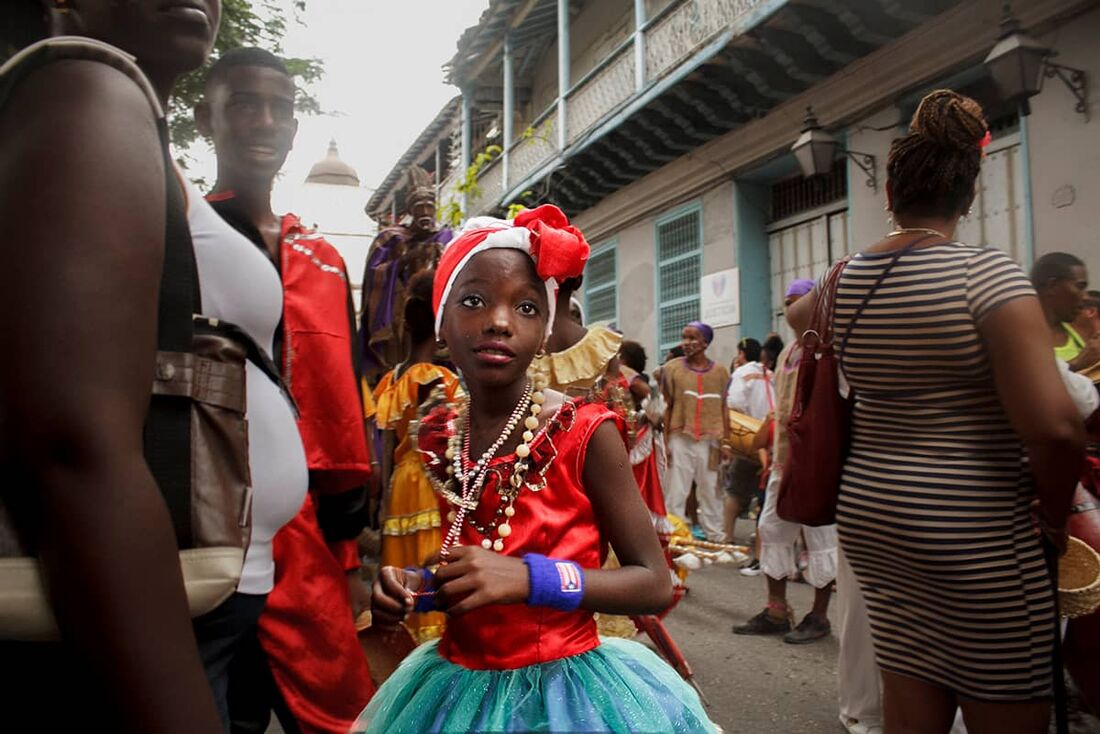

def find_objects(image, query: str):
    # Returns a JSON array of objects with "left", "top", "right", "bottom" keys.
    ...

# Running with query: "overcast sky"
[{"left": 190, "top": 0, "right": 488, "bottom": 196}]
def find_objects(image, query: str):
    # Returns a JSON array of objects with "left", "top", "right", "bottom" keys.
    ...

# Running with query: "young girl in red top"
[{"left": 356, "top": 206, "right": 712, "bottom": 733}]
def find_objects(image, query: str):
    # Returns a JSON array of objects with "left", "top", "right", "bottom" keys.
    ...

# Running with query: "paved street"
[{"left": 656, "top": 563, "right": 842, "bottom": 733}]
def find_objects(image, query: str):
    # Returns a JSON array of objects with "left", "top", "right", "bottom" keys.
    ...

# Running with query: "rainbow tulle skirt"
[{"left": 352, "top": 637, "right": 714, "bottom": 733}]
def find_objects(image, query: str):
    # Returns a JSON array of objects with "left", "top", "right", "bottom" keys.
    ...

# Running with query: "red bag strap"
[{"left": 803, "top": 257, "right": 850, "bottom": 353}]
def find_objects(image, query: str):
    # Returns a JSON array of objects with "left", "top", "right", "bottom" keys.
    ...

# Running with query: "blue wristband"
[
  {"left": 405, "top": 566, "right": 437, "bottom": 613},
  {"left": 523, "top": 553, "right": 585, "bottom": 611}
]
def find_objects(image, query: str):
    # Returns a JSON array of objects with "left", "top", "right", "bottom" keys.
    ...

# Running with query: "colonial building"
[{"left": 379, "top": 0, "right": 1098, "bottom": 365}]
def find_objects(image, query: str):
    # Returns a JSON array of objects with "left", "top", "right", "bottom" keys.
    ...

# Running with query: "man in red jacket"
[{"left": 195, "top": 47, "right": 375, "bottom": 734}]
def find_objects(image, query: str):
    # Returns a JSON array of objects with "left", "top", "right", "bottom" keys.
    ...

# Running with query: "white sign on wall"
[{"left": 700, "top": 267, "right": 740, "bottom": 328}]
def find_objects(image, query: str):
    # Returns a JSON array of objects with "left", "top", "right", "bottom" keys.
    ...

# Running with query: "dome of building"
[{"left": 305, "top": 139, "right": 360, "bottom": 186}]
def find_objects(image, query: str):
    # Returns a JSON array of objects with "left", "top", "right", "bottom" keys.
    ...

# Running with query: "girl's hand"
[
  {"left": 370, "top": 566, "right": 419, "bottom": 627},
  {"left": 434, "top": 545, "right": 530, "bottom": 616}
]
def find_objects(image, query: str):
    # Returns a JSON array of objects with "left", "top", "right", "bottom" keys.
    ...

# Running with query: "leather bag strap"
[{"left": 143, "top": 119, "right": 200, "bottom": 547}]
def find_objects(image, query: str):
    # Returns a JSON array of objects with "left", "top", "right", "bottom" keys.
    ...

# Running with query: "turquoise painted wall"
[{"left": 734, "top": 181, "right": 771, "bottom": 340}]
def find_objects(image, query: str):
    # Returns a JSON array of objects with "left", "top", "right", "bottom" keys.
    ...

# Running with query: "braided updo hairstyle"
[{"left": 887, "top": 89, "right": 987, "bottom": 220}]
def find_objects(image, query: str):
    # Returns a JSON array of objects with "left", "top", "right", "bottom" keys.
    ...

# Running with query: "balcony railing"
[
  {"left": 438, "top": 168, "right": 461, "bottom": 219},
  {"left": 566, "top": 42, "right": 636, "bottom": 143},
  {"left": 469, "top": 155, "right": 504, "bottom": 215},
  {"left": 468, "top": 0, "right": 768, "bottom": 214},
  {"left": 508, "top": 105, "right": 559, "bottom": 199},
  {"left": 646, "top": 0, "right": 762, "bottom": 81}
]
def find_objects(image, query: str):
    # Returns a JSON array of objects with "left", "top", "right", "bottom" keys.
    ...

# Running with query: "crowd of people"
[{"left": 1, "top": 3, "right": 1099, "bottom": 734}]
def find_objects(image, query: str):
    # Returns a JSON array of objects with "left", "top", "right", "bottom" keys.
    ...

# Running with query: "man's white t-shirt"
[{"left": 727, "top": 361, "right": 773, "bottom": 420}]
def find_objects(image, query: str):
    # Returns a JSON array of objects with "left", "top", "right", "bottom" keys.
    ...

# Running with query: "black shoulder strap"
[
  {"left": 142, "top": 121, "right": 199, "bottom": 547},
  {"left": 839, "top": 234, "right": 938, "bottom": 351}
]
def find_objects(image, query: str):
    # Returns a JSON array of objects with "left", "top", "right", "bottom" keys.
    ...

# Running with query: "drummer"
[{"left": 724, "top": 337, "right": 772, "bottom": 547}]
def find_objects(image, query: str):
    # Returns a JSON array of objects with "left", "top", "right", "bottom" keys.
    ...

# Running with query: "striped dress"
[{"left": 834, "top": 243, "right": 1054, "bottom": 701}]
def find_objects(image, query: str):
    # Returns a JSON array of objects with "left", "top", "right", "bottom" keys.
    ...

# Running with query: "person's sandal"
[
  {"left": 783, "top": 613, "right": 831, "bottom": 644},
  {"left": 732, "top": 608, "right": 792, "bottom": 635}
]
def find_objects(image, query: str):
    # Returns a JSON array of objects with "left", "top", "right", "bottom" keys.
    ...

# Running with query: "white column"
[
  {"left": 461, "top": 90, "right": 472, "bottom": 215},
  {"left": 557, "top": 0, "right": 570, "bottom": 150},
  {"left": 634, "top": 0, "right": 646, "bottom": 93},
  {"left": 503, "top": 32, "right": 515, "bottom": 192}
]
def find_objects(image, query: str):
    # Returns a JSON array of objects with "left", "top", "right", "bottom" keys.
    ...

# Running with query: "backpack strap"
[
  {"left": 0, "top": 37, "right": 162, "bottom": 116},
  {"left": 145, "top": 134, "right": 199, "bottom": 547}
]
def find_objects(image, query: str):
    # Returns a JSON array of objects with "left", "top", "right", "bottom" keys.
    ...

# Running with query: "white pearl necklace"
[
  {"left": 438, "top": 376, "right": 548, "bottom": 559},
  {"left": 439, "top": 382, "right": 532, "bottom": 560}
]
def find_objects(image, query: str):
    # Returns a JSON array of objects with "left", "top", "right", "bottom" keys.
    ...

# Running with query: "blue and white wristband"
[{"left": 523, "top": 553, "right": 585, "bottom": 611}]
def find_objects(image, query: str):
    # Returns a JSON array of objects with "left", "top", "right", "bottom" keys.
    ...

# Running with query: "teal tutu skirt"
[{"left": 353, "top": 637, "right": 714, "bottom": 733}]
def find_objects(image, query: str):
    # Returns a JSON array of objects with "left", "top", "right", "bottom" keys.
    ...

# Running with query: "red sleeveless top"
[{"left": 417, "top": 398, "right": 619, "bottom": 670}]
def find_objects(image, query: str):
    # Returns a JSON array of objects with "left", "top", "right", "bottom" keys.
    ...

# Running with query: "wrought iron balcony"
[
  {"left": 456, "top": 0, "right": 956, "bottom": 217},
  {"left": 460, "top": 0, "right": 770, "bottom": 217}
]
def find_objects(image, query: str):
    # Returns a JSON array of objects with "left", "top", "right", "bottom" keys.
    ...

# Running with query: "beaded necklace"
[{"left": 438, "top": 374, "right": 549, "bottom": 560}]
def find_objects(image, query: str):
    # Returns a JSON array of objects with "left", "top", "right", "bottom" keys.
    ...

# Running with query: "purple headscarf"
[
  {"left": 785, "top": 278, "right": 815, "bottom": 299},
  {"left": 686, "top": 320, "right": 714, "bottom": 345}
]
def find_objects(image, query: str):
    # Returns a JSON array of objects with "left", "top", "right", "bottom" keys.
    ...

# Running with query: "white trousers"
[
  {"left": 758, "top": 471, "right": 838, "bottom": 589},
  {"left": 665, "top": 432, "right": 724, "bottom": 542},
  {"left": 836, "top": 546, "right": 882, "bottom": 730}
]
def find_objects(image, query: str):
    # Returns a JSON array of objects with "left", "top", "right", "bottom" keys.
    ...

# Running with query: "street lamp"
[
  {"left": 983, "top": 2, "right": 1088, "bottom": 119},
  {"left": 791, "top": 106, "right": 877, "bottom": 190}
]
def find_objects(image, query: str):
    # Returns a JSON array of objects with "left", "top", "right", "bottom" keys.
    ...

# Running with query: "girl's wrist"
[{"left": 523, "top": 554, "right": 585, "bottom": 611}]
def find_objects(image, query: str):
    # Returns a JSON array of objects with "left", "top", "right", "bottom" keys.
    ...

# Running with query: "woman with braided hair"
[{"left": 790, "top": 90, "right": 1084, "bottom": 732}]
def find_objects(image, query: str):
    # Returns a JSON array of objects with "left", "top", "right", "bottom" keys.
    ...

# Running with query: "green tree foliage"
[{"left": 170, "top": 0, "right": 324, "bottom": 152}]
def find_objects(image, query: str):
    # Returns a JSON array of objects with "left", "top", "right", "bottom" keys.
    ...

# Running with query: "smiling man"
[{"left": 195, "top": 47, "right": 376, "bottom": 734}]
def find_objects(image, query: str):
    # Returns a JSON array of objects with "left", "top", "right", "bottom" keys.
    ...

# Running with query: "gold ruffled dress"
[
  {"left": 373, "top": 363, "right": 464, "bottom": 642},
  {"left": 530, "top": 325, "right": 622, "bottom": 397}
]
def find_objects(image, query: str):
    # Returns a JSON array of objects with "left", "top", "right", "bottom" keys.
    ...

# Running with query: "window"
[
  {"left": 584, "top": 241, "right": 617, "bottom": 325},
  {"left": 769, "top": 160, "right": 847, "bottom": 222},
  {"left": 656, "top": 205, "right": 702, "bottom": 355}
]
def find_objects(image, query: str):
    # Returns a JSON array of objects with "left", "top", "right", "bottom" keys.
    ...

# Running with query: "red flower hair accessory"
[{"left": 513, "top": 205, "right": 589, "bottom": 284}]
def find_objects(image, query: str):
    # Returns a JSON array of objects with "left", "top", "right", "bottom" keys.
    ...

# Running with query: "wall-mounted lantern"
[
  {"left": 983, "top": 2, "right": 1088, "bottom": 120},
  {"left": 791, "top": 107, "right": 877, "bottom": 190}
]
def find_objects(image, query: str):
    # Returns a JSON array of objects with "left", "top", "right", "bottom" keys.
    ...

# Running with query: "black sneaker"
[
  {"left": 783, "top": 613, "right": 831, "bottom": 644},
  {"left": 732, "top": 608, "right": 792, "bottom": 635}
]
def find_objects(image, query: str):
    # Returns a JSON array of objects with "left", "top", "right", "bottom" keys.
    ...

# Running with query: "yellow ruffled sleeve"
[
  {"left": 362, "top": 375, "right": 378, "bottom": 419},
  {"left": 373, "top": 363, "right": 464, "bottom": 429},
  {"left": 531, "top": 325, "right": 623, "bottom": 392}
]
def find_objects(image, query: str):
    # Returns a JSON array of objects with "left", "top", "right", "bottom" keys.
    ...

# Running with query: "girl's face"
[{"left": 440, "top": 249, "right": 548, "bottom": 390}]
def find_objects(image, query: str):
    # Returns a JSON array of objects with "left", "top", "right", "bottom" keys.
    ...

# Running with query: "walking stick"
[{"left": 631, "top": 614, "right": 709, "bottom": 705}]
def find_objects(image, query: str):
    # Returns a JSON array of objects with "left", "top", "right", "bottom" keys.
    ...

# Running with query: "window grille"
[
  {"left": 656, "top": 207, "right": 702, "bottom": 355},
  {"left": 769, "top": 160, "right": 847, "bottom": 222},
  {"left": 584, "top": 243, "right": 618, "bottom": 325}
]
